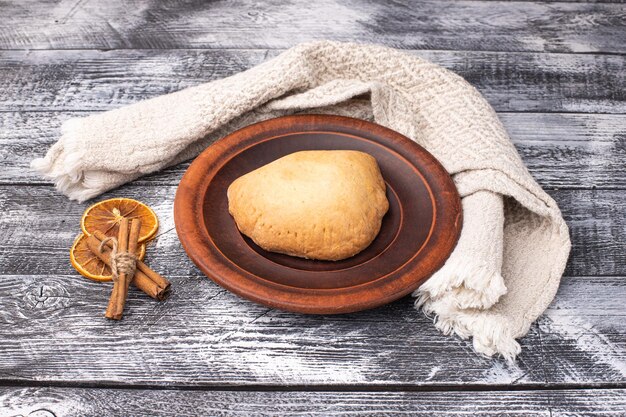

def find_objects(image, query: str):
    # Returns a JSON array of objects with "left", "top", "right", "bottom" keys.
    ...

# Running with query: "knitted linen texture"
[{"left": 32, "top": 41, "right": 571, "bottom": 360}]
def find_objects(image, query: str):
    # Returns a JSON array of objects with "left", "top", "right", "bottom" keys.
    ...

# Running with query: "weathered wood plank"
[
  {"left": 0, "top": 186, "right": 623, "bottom": 277},
  {"left": 6, "top": 112, "right": 626, "bottom": 189},
  {"left": 495, "top": 0, "right": 626, "bottom": 2},
  {"left": 0, "top": 0, "right": 623, "bottom": 53},
  {"left": 0, "top": 272, "right": 623, "bottom": 387},
  {"left": 0, "top": 184, "right": 624, "bottom": 386},
  {"left": 0, "top": 49, "right": 266, "bottom": 112},
  {"left": 0, "top": 49, "right": 623, "bottom": 113},
  {"left": 1, "top": 387, "right": 626, "bottom": 417},
  {"left": 484, "top": 0, "right": 626, "bottom": 2}
]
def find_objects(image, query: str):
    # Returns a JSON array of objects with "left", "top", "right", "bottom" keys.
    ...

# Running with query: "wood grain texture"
[
  {"left": 1, "top": 49, "right": 623, "bottom": 113},
  {"left": 1, "top": 387, "right": 626, "bottom": 417},
  {"left": 5, "top": 112, "right": 625, "bottom": 189},
  {"left": 0, "top": 273, "right": 623, "bottom": 387},
  {"left": 0, "top": 0, "right": 624, "bottom": 53},
  {"left": 1, "top": 0, "right": 624, "bottom": 408},
  {"left": 0, "top": 186, "right": 624, "bottom": 277}
]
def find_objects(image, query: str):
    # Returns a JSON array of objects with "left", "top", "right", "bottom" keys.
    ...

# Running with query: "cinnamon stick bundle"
[
  {"left": 92, "top": 230, "right": 171, "bottom": 294},
  {"left": 94, "top": 230, "right": 171, "bottom": 291},
  {"left": 86, "top": 229, "right": 171, "bottom": 319}
]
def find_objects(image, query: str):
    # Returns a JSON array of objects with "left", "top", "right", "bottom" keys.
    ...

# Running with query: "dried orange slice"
[
  {"left": 70, "top": 233, "right": 146, "bottom": 282},
  {"left": 80, "top": 197, "right": 158, "bottom": 243}
]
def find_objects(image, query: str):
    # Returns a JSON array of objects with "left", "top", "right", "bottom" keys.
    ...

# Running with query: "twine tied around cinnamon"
[{"left": 99, "top": 237, "right": 138, "bottom": 282}]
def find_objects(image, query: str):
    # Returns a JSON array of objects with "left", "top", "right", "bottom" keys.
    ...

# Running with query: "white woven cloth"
[{"left": 32, "top": 41, "right": 570, "bottom": 361}]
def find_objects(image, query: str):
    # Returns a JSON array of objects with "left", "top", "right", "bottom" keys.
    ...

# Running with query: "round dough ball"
[{"left": 227, "top": 150, "right": 389, "bottom": 261}]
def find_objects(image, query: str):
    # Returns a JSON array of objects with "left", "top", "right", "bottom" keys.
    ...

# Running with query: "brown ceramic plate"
[{"left": 174, "top": 115, "right": 462, "bottom": 314}]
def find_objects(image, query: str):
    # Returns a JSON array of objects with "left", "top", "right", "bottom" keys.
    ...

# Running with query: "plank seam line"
[
  {"left": 3, "top": 110, "right": 625, "bottom": 116},
  {"left": 0, "top": 47, "right": 624, "bottom": 57},
  {"left": 0, "top": 380, "right": 625, "bottom": 392}
]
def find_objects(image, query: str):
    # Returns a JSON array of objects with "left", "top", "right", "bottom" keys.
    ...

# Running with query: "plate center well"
[{"left": 201, "top": 131, "right": 434, "bottom": 289}]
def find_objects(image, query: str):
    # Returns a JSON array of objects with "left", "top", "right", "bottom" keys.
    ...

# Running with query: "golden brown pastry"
[{"left": 227, "top": 150, "right": 389, "bottom": 261}]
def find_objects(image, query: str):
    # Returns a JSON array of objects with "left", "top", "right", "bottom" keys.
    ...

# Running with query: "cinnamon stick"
[
  {"left": 105, "top": 218, "right": 130, "bottom": 320},
  {"left": 113, "top": 219, "right": 141, "bottom": 317},
  {"left": 136, "top": 260, "right": 170, "bottom": 291},
  {"left": 94, "top": 230, "right": 171, "bottom": 292},
  {"left": 122, "top": 218, "right": 141, "bottom": 305},
  {"left": 86, "top": 234, "right": 169, "bottom": 300}
]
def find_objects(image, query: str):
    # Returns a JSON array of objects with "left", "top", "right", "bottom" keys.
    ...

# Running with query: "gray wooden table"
[{"left": 1, "top": 1, "right": 625, "bottom": 416}]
